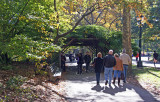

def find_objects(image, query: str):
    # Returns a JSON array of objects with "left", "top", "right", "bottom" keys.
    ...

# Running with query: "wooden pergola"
[{"left": 62, "top": 36, "right": 110, "bottom": 55}]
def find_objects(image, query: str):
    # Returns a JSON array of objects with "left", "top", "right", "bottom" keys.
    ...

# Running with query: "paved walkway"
[
  {"left": 61, "top": 57, "right": 160, "bottom": 102},
  {"left": 132, "top": 56, "right": 160, "bottom": 68},
  {"left": 62, "top": 69, "right": 160, "bottom": 102}
]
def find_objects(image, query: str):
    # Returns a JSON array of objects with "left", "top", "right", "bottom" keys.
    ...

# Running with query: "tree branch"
[
  {"left": 77, "top": 11, "right": 91, "bottom": 25},
  {"left": 55, "top": 7, "right": 96, "bottom": 39},
  {"left": 94, "top": 8, "right": 105, "bottom": 24},
  {"left": 109, "top": 16, "right": 121, "bottom": 30},
  {"left": 91, "top": 11, "right": 94, "bottom": 24}
]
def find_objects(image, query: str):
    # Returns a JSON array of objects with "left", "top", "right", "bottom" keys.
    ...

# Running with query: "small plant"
[
  {"left": 6, "top": 75, "right": 27, "bottom": 90},
  {"left": 0, "top": 82, "right": 3, "bottom": 88},
  {"left": 0, "top": 65, "right": 13, "bottom": 70}
]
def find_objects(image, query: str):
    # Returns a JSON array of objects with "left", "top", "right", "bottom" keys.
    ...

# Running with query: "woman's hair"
[
  {"left": 114, "top": 53, "right": 119, "bottom": 57},
  {"left": 97, "top": 52, "right": 102, "bottom": 58}
]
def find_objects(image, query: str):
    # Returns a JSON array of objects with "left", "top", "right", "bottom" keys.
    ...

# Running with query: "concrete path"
[
  {"left": 132, "top": 56, "right": 160, "bottom": 68},
  {"left": 63, "top": 60, "right": 160, "bottom": 101},
  {"left": 62, "top": 70, "right": 160, "bottom": 102},
  {"left": 61, "top": 56, "right": 160, "bottom": 102}
]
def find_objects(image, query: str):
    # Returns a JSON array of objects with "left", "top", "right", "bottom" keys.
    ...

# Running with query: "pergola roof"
[{"left": 62, "top": 25, "right": 122, "bottom": 54}]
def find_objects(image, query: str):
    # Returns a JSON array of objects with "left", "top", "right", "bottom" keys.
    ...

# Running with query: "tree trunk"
[{"left": 122, "top": 4, "right": 132, "bottom": 73}]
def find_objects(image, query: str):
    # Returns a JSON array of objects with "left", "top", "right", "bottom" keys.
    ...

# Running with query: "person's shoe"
[{"left": 105, "top": 81, "right": 108, "bottom": 85}]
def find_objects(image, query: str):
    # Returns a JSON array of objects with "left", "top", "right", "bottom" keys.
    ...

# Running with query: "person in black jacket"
[
  {"left": 92, "top": 52, "right": 103, "bottom": 85},
  {"left": 61, "top": 53, "right": 66, "bottom": 72},
  {"left": 84, "top": 51, "right": 91, "bottom": 73},
  {"left": 153, "top": 51, "right": 159, "bottom": 68},
  {"left": 103, "top": 50, "right": 116, "bottom": 86},
  {"left": 77, "top": 53, "right": 84, "bottom": 74}
]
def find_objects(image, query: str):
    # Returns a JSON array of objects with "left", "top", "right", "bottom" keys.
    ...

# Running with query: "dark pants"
[
  {"left": 85, "top": 63, "right": 90, "bottom": 72},
  {"left": 77, "top": 64, "right": 82, "bottom": 74},
  {"left": 61, "top": 61, "right": 66, "bottom": 72},
  {"left": 96, "top": 73, "right": 100, "bottom": 83}
]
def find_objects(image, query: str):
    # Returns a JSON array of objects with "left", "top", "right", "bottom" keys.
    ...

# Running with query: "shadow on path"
[{"left": 62, "top": 63, "right": 160, "bottom": 102}]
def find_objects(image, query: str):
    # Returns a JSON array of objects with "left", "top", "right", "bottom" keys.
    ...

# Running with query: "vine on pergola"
[{"left": 64, "top": 25, "right": 122, "bottom": 54}]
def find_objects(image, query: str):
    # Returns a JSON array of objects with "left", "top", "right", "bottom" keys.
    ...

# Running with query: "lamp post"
[{"left": 137, "top": 15, "right": 144, "bottom": 67}]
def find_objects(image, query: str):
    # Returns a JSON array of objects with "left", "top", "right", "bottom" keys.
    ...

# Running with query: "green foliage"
[
  {"left": 6, "top": 34, "right": 61, "bottom": 61},
  {"left": 68, "top": 25, "right": 109, "bottom": 39},
  {"left": 132, "top": 41, "right": 139, "bottom": 56},
  {"left": 107, "top": 31, "right": 122, "bottom": 53},
  {"left": 0, "top": 52, "right": 11, "bottom": 65},
  {"left": 0, "top": 0, "right": 65, "bottom": 63},
  {"left": 67, "top": 25, "right": 122, "bottom": 53},
  {"left": 0, "top": 65, "right": 13, "bottom": 70},
  {"left": 0, "top": 82, "right": 3, "bottom": 88},
  {"left": 6, "top": 75, "right": 27, "bottom": 90}
]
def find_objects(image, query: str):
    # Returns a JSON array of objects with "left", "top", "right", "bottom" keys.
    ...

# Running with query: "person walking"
[
  {"left": 84, "top": 51, "right": 91, "bottom": 73},
  {"left": 103, "top": 50, "right": 116, "bottom": 86},
  {"left": 77, "top": 53, "right": 84, "bottom": 74},
  {"left": 92, "top": 52, "right": 103, "bottom": 85},
  {"left": 113, "top": 53, "right": 123, "bottom": 86},
  {"left": 153, "top": 51, "right": 159, "bottom": 68},
  {"left": 136, "top": 52, "right": 139, "bottom": 61},
  {"left": 119, "top": 48, "right": 131, "bottom": 83},
  {"left": 61, "top": 53, "right": 66, "bottom": 72},
  {"left": 69, "top": 53, "right": 73, "bottom": 62}
]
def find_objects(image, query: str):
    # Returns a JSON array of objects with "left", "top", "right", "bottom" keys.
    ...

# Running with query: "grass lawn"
[{"left": 132, "top": 65, "right": 160, "bottom": 95}]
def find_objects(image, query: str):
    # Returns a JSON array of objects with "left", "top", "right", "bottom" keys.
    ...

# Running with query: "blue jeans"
[
  {"left": 104, "top": 67, "right": 113, "bottom": 85},
  {"left": 114, "top": 70, "right": 122, "bottom": 78},
  {"left": 96, "top": 73, "right": 100, "bottom": 83},
  {"left": 123, "top": 65, "right": 128, "bottom": 82}
]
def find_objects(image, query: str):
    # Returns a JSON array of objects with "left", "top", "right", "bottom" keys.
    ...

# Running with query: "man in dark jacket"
[
  {"left": 153, "top": 51, "right": 159, "bottom": 68},
  {"left": 61, "top": 53, "right": 66, "bottom": 72},
  {"left": 77, "top": 53, "right": 84, "bottom": 74},
  {"left": 84, "top": 51, "right": 91, "bottom": 73},
  {"left": 103, "top": 50, "right": 116, "bottom": 86}
]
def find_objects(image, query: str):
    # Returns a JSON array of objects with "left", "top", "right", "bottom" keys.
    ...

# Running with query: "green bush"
[
  {"left": 6, "top": 75, "right": 27, "bottom": 90},
  {"left": 0, "top": 65, "right": 13, "bottom": 70},
  {"left": 0, "top": 82, "right": 3, "bottom": 88}
]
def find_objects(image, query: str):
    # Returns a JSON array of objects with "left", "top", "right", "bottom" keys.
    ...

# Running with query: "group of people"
[
  {"left": 61, "top": 49, "right": 158, "bottom": 86},
  {"left": 92, "top": 48, "right": 131, "bottom": 86},
  {"left": 61, "top": 52, "right": 91, "bottom": 73},
  {"left": 76, "top": 52, "right": 91, "bottom": 74}
]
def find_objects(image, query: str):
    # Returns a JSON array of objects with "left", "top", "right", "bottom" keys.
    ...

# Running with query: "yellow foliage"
[
  {"left": 104, "top": 23, "right": 110, "bottom": 28},
  {"left": 19, "top": 16, "right": 26, "bottom": 20},
  {"left": 149, "top": 24, "right": 153, "bottom": 28},
  {"left": 41, "top": 27, "right": 45, "bottom": 31}
]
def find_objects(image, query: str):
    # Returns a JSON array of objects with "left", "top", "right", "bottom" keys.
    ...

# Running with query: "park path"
[
  {"left": 132, "top": 56, "right": 160, "bottom": 68},
  {"left": 60, "top": 58, "right": 160, "bottom": 102}
]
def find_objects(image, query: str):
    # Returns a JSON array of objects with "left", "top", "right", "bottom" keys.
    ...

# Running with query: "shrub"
[{"left": 6, "top": 75, "right": 27, "bottom": 90}]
